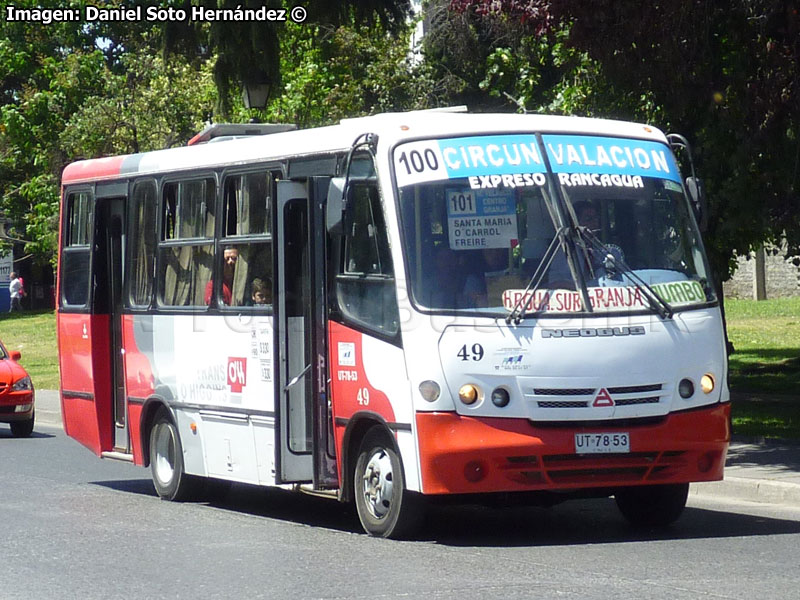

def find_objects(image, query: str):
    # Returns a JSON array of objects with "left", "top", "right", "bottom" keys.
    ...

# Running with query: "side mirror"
[
  {"left": 10, "top": 350, "right": 21, "bottom": 361},
  {"left": 685, "top": 176, "right": 708, "bottom": 232},
  {"left": 326, "top": 177, "right": 345, "bottom": 234}
]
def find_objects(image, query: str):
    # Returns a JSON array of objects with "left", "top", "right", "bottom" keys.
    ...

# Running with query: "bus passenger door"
[
  {"left": 275, "top": 179, "right": 337, "bottom": 486},
  {"left": 94, "top": 192, "right": 129, "bottom": 453}
]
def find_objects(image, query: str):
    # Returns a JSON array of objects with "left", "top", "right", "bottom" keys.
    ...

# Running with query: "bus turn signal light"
[
  {"left": 458, "top": 384, "right": 480, "bottom": 405},
  {"left": 701, "top": 374, "right": 715, "bottom": 394}
]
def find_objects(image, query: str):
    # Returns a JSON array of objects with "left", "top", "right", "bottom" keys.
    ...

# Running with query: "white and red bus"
[{"left": 57, "top": 111, "right": 730, "bottom": 537}]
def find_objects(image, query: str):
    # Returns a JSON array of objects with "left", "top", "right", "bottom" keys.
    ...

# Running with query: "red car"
[{"left": 0, "top": 339, "right": 35, "bottom": 437}]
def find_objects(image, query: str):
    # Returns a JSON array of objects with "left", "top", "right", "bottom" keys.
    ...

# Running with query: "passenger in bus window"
[
  {"left": 461, "top": 248, "right": 508, "bottom": 308},
  {"left": 425, "top": 246, "right": 460, "bottom": 308},
  {"left": 250, "top": 277, "right": 272, "bottom": 305},
  {"left": 204, "top": 246, "right": 238, "bottom": 305}
]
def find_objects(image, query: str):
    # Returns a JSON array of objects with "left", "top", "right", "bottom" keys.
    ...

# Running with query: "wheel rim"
[
  {"left": 361, "top": 448, "right": 394, "bottom": 520},
  {"left": 153, "top": 422, "right": 176, "bottom": 486}
]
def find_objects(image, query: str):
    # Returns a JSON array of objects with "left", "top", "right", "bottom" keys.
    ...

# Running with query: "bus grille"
[
  {"left": 534, "top": 388, "right": 595, "bottom": 396},
  {"left": 537, "top": 400, "right": 589, "bottom": 409},
  {"left": 502, "top": 451, "right": 687, "bottom": 487},
  {"left": 532, "top": 383, "right": 665, "bottom": 409}
]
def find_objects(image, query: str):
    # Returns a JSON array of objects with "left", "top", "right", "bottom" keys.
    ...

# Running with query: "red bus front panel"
[{"left": 416, "top": 403, "right": 730, "bottom": 495}]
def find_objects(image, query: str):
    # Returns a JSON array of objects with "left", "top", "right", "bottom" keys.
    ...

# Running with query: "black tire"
[
  {"left": 353, "top": 427, "right": 424, "bottom": 539},
  {"left": 149, "top": 409, "right": 199, "bottom": 501},
  {"left": 10, "top": 411, "right": 34, "bottom": 438},
  {"left": 615, "top": 483, "right": 690, "bottom": 527}
]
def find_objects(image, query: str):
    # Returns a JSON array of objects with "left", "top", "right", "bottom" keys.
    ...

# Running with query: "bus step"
[{"left": 101, "top": 451, "right": 134, "bottom": 462}]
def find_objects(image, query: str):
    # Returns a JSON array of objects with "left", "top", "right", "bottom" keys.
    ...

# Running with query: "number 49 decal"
[
  {"left": 357, "top": 387, "right": 370, "bottom": 406},
  {"left": 457, "top": 344, "right": 484, "bottom": 361}
]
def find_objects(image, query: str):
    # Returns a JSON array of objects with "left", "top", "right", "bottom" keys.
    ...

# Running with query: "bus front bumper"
[{"left": 415, "top": 403, "right": 730, "bottom": 495}]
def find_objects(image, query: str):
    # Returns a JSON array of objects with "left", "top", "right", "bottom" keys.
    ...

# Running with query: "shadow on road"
[
  {"left": 91, "top": 477, "right": 800, "bottom": 545},
  {"left": 0, "top": 428, "right": 55, "bottom": 440}
]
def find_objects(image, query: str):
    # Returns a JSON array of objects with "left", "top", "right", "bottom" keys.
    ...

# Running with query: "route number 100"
[{"left": 397, "top": 149, "right": 439, "bottom": 175}]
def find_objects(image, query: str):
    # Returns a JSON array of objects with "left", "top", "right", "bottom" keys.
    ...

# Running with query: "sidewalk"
[{"left": 33, "top": 389, "right": 800, "bottom": 506}]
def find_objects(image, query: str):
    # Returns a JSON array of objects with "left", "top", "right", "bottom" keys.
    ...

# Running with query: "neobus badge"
[{"left": 541, "top": 326, "right": 646, "bottom": 338}]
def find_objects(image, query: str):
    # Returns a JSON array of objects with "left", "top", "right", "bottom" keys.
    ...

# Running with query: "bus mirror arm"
[
  {"left": 667, "top": 133, "right": 708, "bottom": 232},
  {"left": 326, "top": 177, "right": 346, "bottom": 234},
  {"left": 685, "top": 176, "right": 708, "bottom": 232},
  {"left": 328, "top": 132, "right": 378, "bottom": 235}
]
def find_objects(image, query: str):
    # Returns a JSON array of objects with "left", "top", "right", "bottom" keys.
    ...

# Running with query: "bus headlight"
[
  {"left": 418, "top": 380, "right": 441, "bottom": 402},
  {"left": 700, "top": 374, "right": 715, "bottom": 394},
  {"left": 678, "top": 378, "right": 694, "bottom": 399},
  {"left": 458, "top": 384, "right": 480, "bottom": 405}
]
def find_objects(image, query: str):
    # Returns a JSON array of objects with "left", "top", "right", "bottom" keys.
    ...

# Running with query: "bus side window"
[
  {"left": 221, "top": 170, "right": 275, "bottom": 308},
  {"left": 129, "top": 180, "right": 157, "bottom": 307},
  {"left": 157, "top": 177, "right": 216, "bottom": 307},
  {"left": 336, "top": 181, "right": 400, "bottom": 335},
  {"left": 60, "top": 191, "right": 93, "bottom": 307}
]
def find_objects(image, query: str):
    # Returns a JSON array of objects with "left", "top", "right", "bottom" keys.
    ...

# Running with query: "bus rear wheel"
[
  {"left": 354, "top": 427, "right": 423, "bottom": 539},
  {"left": 615, "top": 483, "right": 689, "bottom": 527},
  {"left": 149, "top": 409, "right": 199, "bottom": 501}
]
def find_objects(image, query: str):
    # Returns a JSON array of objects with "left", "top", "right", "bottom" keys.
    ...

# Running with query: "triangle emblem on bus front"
[{"left": 593, "top": 388, "right": 615, "bottom": 407}]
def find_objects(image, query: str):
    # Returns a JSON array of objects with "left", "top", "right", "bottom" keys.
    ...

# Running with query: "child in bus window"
[{"left": 250, "top": 277, "right": 272, "bottom": 305}]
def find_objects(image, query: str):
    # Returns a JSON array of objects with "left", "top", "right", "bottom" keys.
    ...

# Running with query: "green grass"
[
  {"left": 0, "top": 301, "right": 797, "bottom": 439},
  {"left": 725, "top": 297, "right": 800, "bottom": 440},
  {"left": 0, "top": 310, "right": 59, "bottom": 389}
]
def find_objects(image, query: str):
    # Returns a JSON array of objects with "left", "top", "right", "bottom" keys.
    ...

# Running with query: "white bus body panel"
[{"left": 136, "top": 313, "right": 277, "bottom": 485}]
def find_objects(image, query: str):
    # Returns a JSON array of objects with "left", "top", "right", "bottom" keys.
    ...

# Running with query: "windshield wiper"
[
  {"left": 579, "top": 227, "right": 674, "bottom": 320},
  {"left": 506, "top": 226, "right": 568, "bottom": 325}
]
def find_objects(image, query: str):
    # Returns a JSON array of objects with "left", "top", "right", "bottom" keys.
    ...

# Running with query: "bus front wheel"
[
  {"left": 353, "top": 427, "right": 423, "bottom": 539},
  {"left": 615, "top": 483, "right": 689, "bottom": 527},
  {"left": 149, "top": 409, "right": 199, "bottom": 501}
]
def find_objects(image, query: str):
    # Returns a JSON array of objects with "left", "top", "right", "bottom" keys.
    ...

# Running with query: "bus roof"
[{"left": 61, "top": 111, "right": 669, "bottom": 185}]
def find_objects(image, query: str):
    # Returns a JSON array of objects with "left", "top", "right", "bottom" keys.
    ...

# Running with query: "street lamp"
[{"left": 242, "top": 82, "right": 271, "bottom": 110}]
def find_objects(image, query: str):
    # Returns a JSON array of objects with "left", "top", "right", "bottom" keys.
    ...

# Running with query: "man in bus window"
[{"left": 205, "top": 246, "right": 238, "bottom": 305}]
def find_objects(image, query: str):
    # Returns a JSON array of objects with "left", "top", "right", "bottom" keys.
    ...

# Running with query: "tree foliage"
[
  {"left": 263, "top": 20, "right": 435, "bottom": 128},
  {"left": 164, "top": 0, "right": 413, "bottom": 117},
  {"left": 0, "top": 1, "right": 215, "bottom": 265}
]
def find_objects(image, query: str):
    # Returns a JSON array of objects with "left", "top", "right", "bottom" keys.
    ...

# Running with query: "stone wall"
[{"left": 723, "top": 244, "right": 800, "bottom": 299}]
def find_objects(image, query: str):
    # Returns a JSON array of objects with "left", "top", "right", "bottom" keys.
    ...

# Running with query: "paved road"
[{"left": 2, "top": 423, "right": 800, "bottom": 599}]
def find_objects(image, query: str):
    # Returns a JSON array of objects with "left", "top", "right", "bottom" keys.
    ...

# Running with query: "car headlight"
[{"left": 12, "top": 376, "right": 32, "bottom": 391}]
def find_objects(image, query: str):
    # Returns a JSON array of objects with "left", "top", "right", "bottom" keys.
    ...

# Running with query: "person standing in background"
[{"left": 8, "top": 272, "right": 23, "bottom": 312}]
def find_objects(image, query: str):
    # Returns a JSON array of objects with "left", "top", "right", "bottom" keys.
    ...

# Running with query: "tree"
[
  {"left": 262, "top": 19, "right": 436, "bottom": 128},
  {"left": 0, "top": 4, "right": 215, "bottom": 265},
  {"left": 163, "top": 0, "right": 414, "bottom": 117}
]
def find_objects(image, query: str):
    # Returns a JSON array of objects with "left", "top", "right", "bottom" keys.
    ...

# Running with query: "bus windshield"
[{"left": 395, "top": 133, "right": 716, "bottom": 316}]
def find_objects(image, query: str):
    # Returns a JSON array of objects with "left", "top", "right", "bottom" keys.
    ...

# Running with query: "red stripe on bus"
[{"left": 62, "top": 156, "right": 126, "bottom": 184}]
